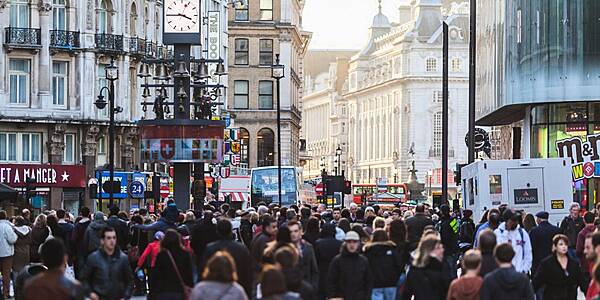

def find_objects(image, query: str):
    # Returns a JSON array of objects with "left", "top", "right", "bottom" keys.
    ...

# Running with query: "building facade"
[
  {"left": 227, "top": 0, "right": 310, "bottom": 169},
  {"left": 476, "top": 0, "right": 600, "bottom": 209}
]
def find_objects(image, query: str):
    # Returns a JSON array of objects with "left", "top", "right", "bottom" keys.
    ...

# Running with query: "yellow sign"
[{"left": 551, "top": 199, "right": 564, "bottom": 209}]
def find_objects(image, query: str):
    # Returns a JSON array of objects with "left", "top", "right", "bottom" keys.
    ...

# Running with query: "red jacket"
[
  {"left": 577, "top": 224, "right": 595, "bottom": 273},
  {"left": 587, "top": 263, "right": 599, "bottom": 300},
  {"left": 138, "top": 240, "right": 161, "bottom": 268}
]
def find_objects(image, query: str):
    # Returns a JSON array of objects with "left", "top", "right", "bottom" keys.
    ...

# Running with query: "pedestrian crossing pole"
[{"left": 442, "top": 22, "right": 449, "bottom": 205}]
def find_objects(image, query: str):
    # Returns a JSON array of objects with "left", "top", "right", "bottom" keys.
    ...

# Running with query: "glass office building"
[{"left": 476, "top": 0, "right": 600, "bottom": 208}]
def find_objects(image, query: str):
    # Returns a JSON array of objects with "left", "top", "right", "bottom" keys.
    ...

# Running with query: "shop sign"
[
  {"left": 0, "top": 164, "right": 86, "bottom": 188},
  {"left": 140, "top": 124, "right": 224, "bottom": 163},
  {"left": 207, "top": 11, "right": 221, "bottom": 86},
  {"left": 556, "top": 134, "right": 600, "bottom": 181},
  {"left": 514, "top": 188, "right": 538, "bottom": 205},
  {"left": 551, "top": 200, "right": 565, "bottom": 209},
  {"left": 96, "top": 171, "right": 129, "bottom": 199}
]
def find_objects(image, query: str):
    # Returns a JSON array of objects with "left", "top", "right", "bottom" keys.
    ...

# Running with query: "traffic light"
[
  {"left": 343, "top": 180, "right": 352, "bottom": 194},
  {"left": 454, "top": 163, "right": 466, "bottom": 186},
  {"left": 25, "top": 177, "right": 36, "bottom": 199},
  {"left": 192, "top": 179, "right": 206, "bottom": 201}
]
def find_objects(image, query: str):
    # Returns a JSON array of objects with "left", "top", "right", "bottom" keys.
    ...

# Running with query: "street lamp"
[
  {"left": 95, "top": 57, "right": 121, "bottom": 209},
  {"left": 335, "top": 145, "right": 342, "bottom": 176},
  {"left": 271, "top": 54, "right": 285, "bottom": 206}
]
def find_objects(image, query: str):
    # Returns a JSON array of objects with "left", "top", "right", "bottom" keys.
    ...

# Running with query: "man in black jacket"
[
  {"left": 190, "top": 211, "right": 218, "bottom": 267},
  {"left": 529, "top": 211, "right": 560, "bottom": 274},
  {"left": 106, "top": 206, "right": 130, "bottom": 251},
  {"left": 201, "top": 218, "right": 252, "bottom": 297},
  {"left": 314, "top": 223, "right": 342, "bottom": 299},
  {"left": 81, "top": 227, "right": 133, "bottom": 300},
  {"left": 327, "top": 231, "right": 373, "bottom": 300},
  {"left": 480, "top": 243, "right": 535, "bottom": 300},
  {"left": 406, "top": 204, "right": 434, "bottom": 252},
  {"left": 71, "top": 207, "right": 91, "bottom": 279},
  {"left": 288, "top": 220, "right": 319, "bottom": 290},
  {"left": 560, "top": 202, "right": 585, "bottom": 258},
  {"left": 250, "top": 215, "right": 278, "bottom": 273},
  {"left": 438, "top": 205, "right": 459, "bottom": 278}
]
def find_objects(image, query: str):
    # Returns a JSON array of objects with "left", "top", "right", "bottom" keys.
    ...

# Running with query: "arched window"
[
  {"left": 53, "top": 0, "right": 66, "bottom": 30},
  {"left": 240, "top": 128, "right": 250, "bottom": 167},
  {"left": 98, "top": 0, "right": 110, "bottom": 33},
  {"left": 129, "top": 2, "right": 138, "bottom": 36},
  {"left": 257, "top": 128, "right": 274, "bottom": 167}
]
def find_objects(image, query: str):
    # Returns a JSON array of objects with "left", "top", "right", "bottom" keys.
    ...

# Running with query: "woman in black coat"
[
  {"left": 314, "top": 223, "right": 342, "bottom": 299},
  {"left": 150, "top": 229, "right": 194, "bottom": 300},
  {"left": 363, "top": 230, "right": 404, "bottom": 298},
  {"left": 533, "top": 234, "right": 587, "bottom": 300},
  {"left": 402, "top": 235, "right": 451, "bottom": 300}
]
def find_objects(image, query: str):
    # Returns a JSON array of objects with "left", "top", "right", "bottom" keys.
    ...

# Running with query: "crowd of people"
[{"left": 1, "top": 199, "right": 600, "bottom": 299}]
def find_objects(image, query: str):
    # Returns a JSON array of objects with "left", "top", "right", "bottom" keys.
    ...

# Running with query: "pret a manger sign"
[
  {"left": 556, "top": 134, "right": 600, "bottom": 181},
  {"left": 0, "top": 164, "right": 86, "bottom": 188}
]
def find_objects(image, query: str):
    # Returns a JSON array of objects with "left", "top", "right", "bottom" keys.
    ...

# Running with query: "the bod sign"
[{"left": 556, "top": 134, "right": 600, "bottom": 181}]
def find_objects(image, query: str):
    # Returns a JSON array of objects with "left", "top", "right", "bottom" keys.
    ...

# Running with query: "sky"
[{"left": 303, "top": 0, "right": 405, "bottom": 50}]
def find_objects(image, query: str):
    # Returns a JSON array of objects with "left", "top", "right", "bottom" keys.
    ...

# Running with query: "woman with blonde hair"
[
  {"left": 191, "top": 251, "right": 248, "bottom": 300},
  {"left": 402, "top": 235, "right": 451, "bottom": 300},
  {"left": 30, "top": 214, "right": 49, "bottom": 262}
]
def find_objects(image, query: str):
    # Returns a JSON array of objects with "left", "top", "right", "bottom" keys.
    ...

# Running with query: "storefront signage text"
[
  {"left": 0, "top": 164, "right": 86, "bottom": 188},
  {"left": 556, "top": 134, "right": 600, "bottom": 180}
]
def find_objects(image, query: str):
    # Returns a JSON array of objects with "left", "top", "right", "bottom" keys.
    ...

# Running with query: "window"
[
  {"left": 257, "top": 128, "right": 275, "bottom": 166},
  {"left": 235, "top": 0, "right": 248, "bottom": 21},
  {"left": 20, "top": 133, "right": 40, "bottom": 162},
  {"left": 53, "top": 0, "right": 66, "bottom": 30},
  {"left": 98, "top": 137, "right": 106, "bottom": 154},
  {"left": 258, "top": 81, "right": 273, "bottom": 109},
  {"left": 516, "top": 9, "right": 522, "bottom": 44},
  {"left": 489, "top": 175, "right": 502, "bottom": 194},
  {"left": 240, "top": 128, "right": 250, "bottom": 165},
  {"left": 432, "top": 112, "right": 442, "bottom": 157},
  {"left": 234, "top": 80, "right": 249, "bottom": 109},
  {"left": 0, "top": 133, "right": 17, "bottom": 161},
  {"left": 98, "top": 64, "right": 108, "bottom": 116},
  {"left": 259, "top": 39, "right": 273, "bottom": 66},
  {"left": 64, "top": 133, "right": 75, "bottom": 163},
  {"left": 98, "top": 0, "right": 108, "bottom": 33},
  {"left": 259, "top": 0, "right": 273, "bottom": 20},
  {"left": 10, "top": 0, "right": 29, "bottom": 27},
  {"left": 234, "top": 38, "right": 249, "bottom": 65},
  {"left": 52, "top": 61, "right": 68, "bottom": 107},
  {"left": 433, "top": 90, "right": 442, "bottom": 103},
  {"left": 9, "top": 59, "right": 30, "bottom": 105},
  {"left": 426, "top": 58, "right": 437, "bottom": 72},
  {"left": 451, "top": 58, "right": 461, "bottom": 72}
]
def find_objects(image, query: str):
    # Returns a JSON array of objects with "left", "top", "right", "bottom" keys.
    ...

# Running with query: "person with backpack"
[
  {"left": 438, "top": 204, "right": 459, "bottom": 279},
  {"left": 494, "top": 209, "right": 533, "bottom": 274},
  {"left": 458, "top": 210, "right": 475, "bottom": 247},
  {"left": 83, "top": 212, "right": 107, "bottom": 256}
]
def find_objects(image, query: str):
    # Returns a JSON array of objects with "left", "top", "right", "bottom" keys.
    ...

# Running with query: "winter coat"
[
  {"left": 12, "top": 225, "right": 31, "bottom": 272},
  {"left": 439, "top": 216, "right": 459, "bottom": 256},
  {"left": 80, "top": 247, "right": 133, "bottom": 299},
  {"left": 239, "top": 219, "right": 253, "bottom": 249},
  {"left": 532, "top": 254, "right": 587, "bottom": 300},
  {"left": 190, "top": 220, "right": 218, "bottom": 265},
  {"left": 363, "top": 241, "right": 404, "bottom": 288},
  {"left": 297, "top": 240, "right": 319, "bottom": 290},
  {"left": 327, "top": 247, "right": 373, "bottom": 300},
  {"left": 458, "top": 217, "right": 475, "bottom": 245},
  {"left": 402, "top": 257, "right": 452, "bottom": 300},
  {"left": 0, "top": 219, "right": 18, "bottom": 257},
  {"left": 23, "top": 269, "right": 85, "bottom": 300},
  {"left": 447, "top": 276, "right": 483, "bottom": 300},
  {"left": 56, "top": 221, "right": 74, "bottom": 254},
  {"left": 480, "top": 266, "right": 534, "bottom": 300},
  {"left": 303, "top": 232, "right": 319, "bottom": 246},
  {"left": 405, "top": 213, "right": 434, "bottom": 251},
  {"left": 529, "top": 220, "right": 560, "bottom": 273},
  {"left": 479, "top": 251, "right": 499, "bottom": 278},
  {"left": 191, "top": 281, "right": 248, "bottom": 300},
  {"left": 494, "top": 223, "right": 533, "bottom": 273},
  {"left": 137, "top": 240, "right": 161, "bottom": 268},
  {"left": 282, "top": 267, "right": 317, "bottom": 300},
  {"left": 70, "top": 218, "right": 90, "bottom": 258},
  {"left": 106, "top": 215, "right": 130, "bottom": 250},
  {"left": 577, "top": 224, "right": 596, "bottom": 275},
  {"left": 83, "top": 220, "right": 107, "bottom": 255},
  {"left": 314, "top": 237, "right": 342, "bottom": 295},
  {"left": 202, "top": 239, "right": 253, "bottom": 297},
  {"left": 151, "top": 248, "right": 193, "bottom": 295},
  {"left": 250, "top": 231, "right": 273, "bottom": 273},
  {"left": 30, "top": 225, "right": 49, "bottom": 262},
  {"left": 560, "top": 215, "right": 585, "bottom": 249}
]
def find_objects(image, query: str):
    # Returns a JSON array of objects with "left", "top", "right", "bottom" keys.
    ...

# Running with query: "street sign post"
[{"left": 129, "top": 181, "right": 145, "bottom": 198}]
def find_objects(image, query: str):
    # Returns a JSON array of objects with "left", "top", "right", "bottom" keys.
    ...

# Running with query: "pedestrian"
[
  {"left": 313, "top": 223, "right": 342, "bottom": 299},
  {"left": 387, "top": 218, "right": 409, "bottom": 266},
  {"left": 70, "top": 206, "right": 91, "bottom": 278},
  {"left": 447, "top": 249, "right": 483, "bottom": 300},
  {"left": 458, "top": 209, "right": 475, "bottom": 247},
  {"left": 477, "top": 229, "right": 499, "bottom": 277},
  {"left": 363, "top": 229, "right": 403, "bottom": 300},
  {"left": 83, "top": 212, "right": 107, "bottom": 256},
  {"left": 136, "top": 231, "right": 164, "bottom": 269},
  {"left": 0, "top": 210, "right": 18, "bottom": 299},
  {"left": 560, "top": 202, "right": 585, "bottom": 259},
  {"left": 30, "top": 214, "right": 50, "bottom": 263},
  {"left": 56, "top": 209, "right": 74, "bottom": 256},
  {"left": 473, "top": 208, "right": 500, "bottom": 248},
  {"left": 150, "top": 229, "right": 193, "bottom": 300},
  {"left": 21, "top": 209, "right": 32, "bottom": 226},
  {"left": 529, "top": 210, "right": 560, "bottom": 274},
  {"left": 12, "top": 216, "right": 31, "bottom": 275},
  {"left": 201, "top": 218, "right": 253, "bottom": 297},
  {"left": 191, "top": 251, "right": 248, "bottom": 300},
  {"left": 577, "top": 211, "right": 596, "bottom": 282},
  {"left": 494, "top": 209, "right": 532, "bottom": 273},
  {"left": 405, "top": 204, "right": 434, "bottom": 252},
  {"left": 23, "top": 238, "right": 85, "bottom": 300},
  {"left": 533, "top": 234, "right": 587, "bottom": 300},
  {"left": 303, "top": 217, "right": 320, "bottom": 245},
  {"left": 402, "top": 235, "right": 451, "bottom": 300},
  {"left": 438, "top": 204, "right": 459, "bottom": 279},
  {"left": 584, "top": 232, "right": 600, "bottom": 300},
  {"left": 129, "top": 215, "right": 149, "bottom": 296},
  {"left": 480, "top": 243, "right": 535, "bottom": 300},
  {"left": 327, "top": 231, "right": 373, "bottom": 300},
  {"left": 190, "top": 211, "right": 218, "bottom": 267},
  {"left": 288, "top": 220, "right": 319, "bottom": 290},
  {"left": 239, "top": 211, "right": 254, "bottom": 249},
  {"left": 259, "top": 265, "right": 300, "bottom": 300},
  {"left": 80, "top": 227, "right": 133, "bottom": 300},
  {"left": 106, "top": 206, "right": 130, "bottom": 251},
  {"left": 250, "top": 215, "right": 278, "bottom": 272},
  {"left": 523, "top": 213, "right": 537, "bottom": 233},
  {"left": 274, "top": 245, "right": 316, "bottom": 300},
  {"left": 331, "top": 207, "right": 341, "bottom": 225}
]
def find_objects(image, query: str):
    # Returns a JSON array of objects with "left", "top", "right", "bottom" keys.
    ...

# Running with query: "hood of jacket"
[
  {"left": 89, "top": 220, "right": 106, "bottom": 230},
  {"left": 14, "top": 225, "right": 31, "bottom": 236},
  {"left": 493, "top": 267, "right": 527, "bottom": 289},
  {"left": 363, "top": 240, "right": 396, "bottom": 253}
]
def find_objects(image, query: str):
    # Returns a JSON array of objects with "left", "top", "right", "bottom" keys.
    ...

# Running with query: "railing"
[
  {"left": 4, "top": 27, "right": 41, "bottom": 47},
  {"left": 128, "top": 37, "right": 146, "bottom": 55},
  {"left": 50, "top": 30, "right": 80, "bottom": 49},
  {"left": 94, "top": 33, "right": 123, "bottom": 53}
]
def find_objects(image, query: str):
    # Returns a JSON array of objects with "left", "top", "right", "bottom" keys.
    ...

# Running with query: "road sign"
[
  {"left": 129, "top": 181, "right": 145, "bottom": 198},
  {"left": 160, "top": 185, "right": 170, "bottom": 198}
]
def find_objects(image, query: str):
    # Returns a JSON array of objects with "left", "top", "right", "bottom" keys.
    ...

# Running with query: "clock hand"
[{"left": 179, "top": 13, "right": 192, "bottom": 20}]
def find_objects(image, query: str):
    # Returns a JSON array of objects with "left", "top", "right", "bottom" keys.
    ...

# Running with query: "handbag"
[
  {"left": 166, "top": 250, "right": 192, "bottom": 300},
  {"left": 128, "top": 228, "right": 141, "bottom": 264}
]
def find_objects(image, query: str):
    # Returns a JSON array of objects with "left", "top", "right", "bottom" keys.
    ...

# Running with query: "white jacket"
[
  {"left": 0, "top": 219, "right": 18, "bottom": 257},
  {"left": 494, "top": 222, "right": 533, "bottom": 273}
]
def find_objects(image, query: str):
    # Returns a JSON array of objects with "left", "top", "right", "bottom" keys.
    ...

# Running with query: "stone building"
[{"left": 227, "top": 0, "right": 311, "bottom": 169}]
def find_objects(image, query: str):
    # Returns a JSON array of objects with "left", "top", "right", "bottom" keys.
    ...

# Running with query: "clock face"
[{"left": 164, "top": 0, "right": 200, "bottom": 33}]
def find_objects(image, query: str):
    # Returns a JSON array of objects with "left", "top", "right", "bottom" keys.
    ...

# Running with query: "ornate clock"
[{"left": 163, "top": 0, "right": 201, "bottom": 45}]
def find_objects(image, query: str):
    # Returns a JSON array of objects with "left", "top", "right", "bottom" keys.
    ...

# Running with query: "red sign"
[
  {"left": 0, "top": 164, "right": 87, "bottom": 188},
  {"left": 160, "top": 185, "right": 170, "bottom": 198}
]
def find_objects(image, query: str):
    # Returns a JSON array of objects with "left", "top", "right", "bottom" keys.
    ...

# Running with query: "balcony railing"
[
  {"left": 128, "top": 37, "right": 146, "bottom": 56},
  {"left": 4, "top": 27, "right": 41, "bottom": 49},
  {"left": 94, "top": 33, "right": 123, "bottom": 53},
  {"left": 50, "top": 30, "right": 80, "bottom": 50}
]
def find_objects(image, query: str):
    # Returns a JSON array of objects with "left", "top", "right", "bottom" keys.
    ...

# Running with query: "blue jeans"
[{"left": 372, "top": 287, "right": 397, "bottom": 300}]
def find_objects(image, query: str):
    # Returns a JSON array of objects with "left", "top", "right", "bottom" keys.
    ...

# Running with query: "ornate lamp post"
[{"left": 271, "top": 54, "right": 285, "bottom": 206}]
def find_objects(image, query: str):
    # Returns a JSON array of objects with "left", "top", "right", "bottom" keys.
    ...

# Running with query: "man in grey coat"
[
  {"left": 0, "top": 210, "right": 18, "bottom": 298},
  {"left": 288, "top": 220, "right": 319, "bottom": 290}
]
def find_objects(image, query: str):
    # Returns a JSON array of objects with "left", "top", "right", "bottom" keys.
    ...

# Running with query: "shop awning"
[{"left": 0, "top": 183, "right": 18, "bottom": 201}]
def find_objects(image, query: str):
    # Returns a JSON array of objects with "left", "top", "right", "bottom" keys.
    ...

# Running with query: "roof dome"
[{"left": 372, "top": 12, "right": 391, "bottom": 28}]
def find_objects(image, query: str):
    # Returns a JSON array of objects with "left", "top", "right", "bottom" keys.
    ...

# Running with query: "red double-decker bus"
[{"left": 352, "top": 183, "right": 409, "bottom": 206}]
